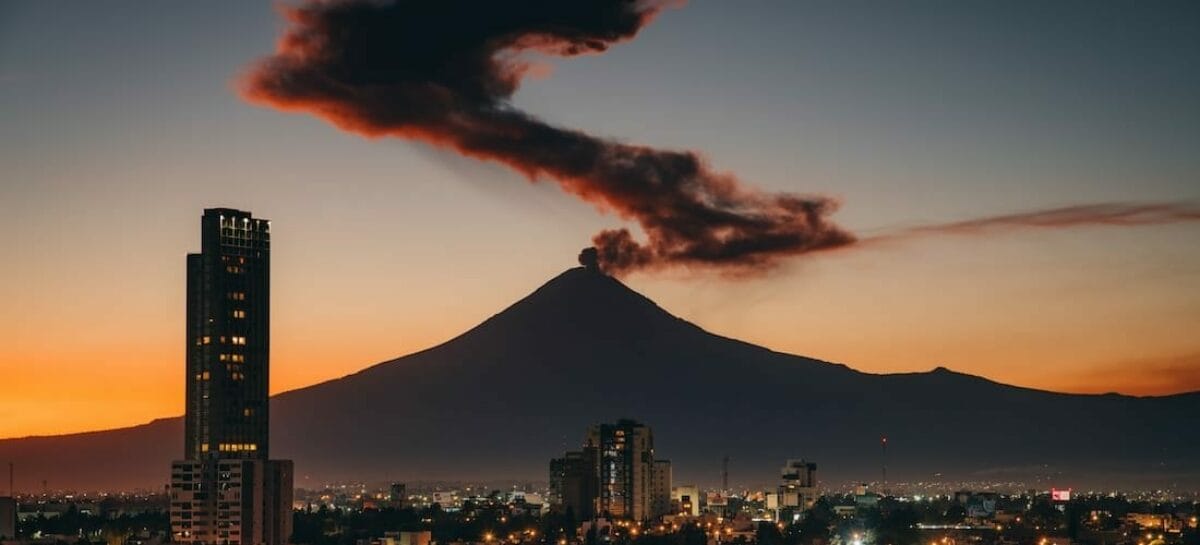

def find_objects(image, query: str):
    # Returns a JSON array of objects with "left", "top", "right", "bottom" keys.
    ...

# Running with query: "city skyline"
[{"left": 2, "top": 0, "right": 1200, "bottom": 440}]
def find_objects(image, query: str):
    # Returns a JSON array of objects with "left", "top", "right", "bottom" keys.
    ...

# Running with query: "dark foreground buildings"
[
  {"left": 550, "top": 419, "right": 671, "bottom": 522},
  {"left": 170, "top": 208, "right": 293, "bottom": 545},
  {"left": 0, "top": 496, "right": 15, "bottom": 540}
]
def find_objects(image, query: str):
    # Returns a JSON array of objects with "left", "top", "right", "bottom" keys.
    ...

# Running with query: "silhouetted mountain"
[{"left": 2, "top": 267, "right": 1197, "bottom": 491}]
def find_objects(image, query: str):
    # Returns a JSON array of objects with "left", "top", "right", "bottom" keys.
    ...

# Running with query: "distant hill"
[{"left": 2, "top": 267, "right": 1197, "bottom": 491}]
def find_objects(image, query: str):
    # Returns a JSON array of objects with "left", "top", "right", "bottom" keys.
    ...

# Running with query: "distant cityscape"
[
  {"left": 2, "top": 415, "right": 1199, "bottom": 545},
  {"left": 1, "top": 451, "right": 1198, "bottom": 545}
]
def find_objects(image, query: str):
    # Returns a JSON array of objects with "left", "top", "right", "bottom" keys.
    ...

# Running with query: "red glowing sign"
[{"left": 1051, "top": 488, "right": 1071, "bottom": 501}]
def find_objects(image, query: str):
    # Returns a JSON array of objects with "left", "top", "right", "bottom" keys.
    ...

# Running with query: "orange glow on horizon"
[
  {"left": 0, "top": 334, "right": 448, "bottom": 439},
  {"left": 2, "top": 314, "right": 1196, "bottom": 439},
  {"left": 1, "top": 220, "right": 1197, "bottom": 440}
]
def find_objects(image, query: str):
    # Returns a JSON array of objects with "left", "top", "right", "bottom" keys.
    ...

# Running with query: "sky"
[{"left": 0, "top": 0, "right": 1198, "bottom": 439}]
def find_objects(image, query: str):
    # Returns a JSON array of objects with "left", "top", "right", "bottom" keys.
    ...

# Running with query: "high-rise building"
[
  {"left": 185, "top": 208, "right": 271, "bottom": 459},
  {"left": 588, "top": 419, "right": 656, "bottom": 521},
  {"left": 549, "top": 458, "right": 566, "bottom": 506},
  {"left": 550, "top": 447, "right": 599, "bottom": 520},
  {"left": 650, "top": 460, "right": 672, "bottom": 519},
  {"left": 550, "top": 419, "right": 670, "bottom": 522},
  {"left": 170, "top": 208, "right": 293, "bottom": 545}
]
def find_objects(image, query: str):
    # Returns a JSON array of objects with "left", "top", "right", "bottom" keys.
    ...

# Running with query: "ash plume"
[
  {"left": 240, "top": 0, "right": 854, "bottom": 276},
  {"left": 866, "top": 202, "right": 1200, "bottom": 244},
  {"left": 239, "top": 1, "right": 1198, "bottom": 276}
]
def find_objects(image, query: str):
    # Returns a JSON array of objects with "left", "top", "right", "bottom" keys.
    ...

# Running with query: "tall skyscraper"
[
  {"left": 186, "top": 208, "right": 271, "bottom": 459},
  {"left": 170, "top": 208, "right": 293, "bottom": 545}
]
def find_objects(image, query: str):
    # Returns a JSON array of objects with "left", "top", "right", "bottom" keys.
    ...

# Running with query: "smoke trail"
[
  {"left": 240, "top": 0, "right": 854, "bottom": 276},
  {"left": 866, "top": 202, "right": 1200, "bottom": 244}
]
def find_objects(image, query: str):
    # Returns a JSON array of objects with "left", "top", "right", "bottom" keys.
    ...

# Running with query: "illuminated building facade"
[
  {"left": 672, "top": 485, "right": 700, "bottom": 517},
  {"left": 185, "top": 208, "right": 271, "bottom": 459},
  {"left": 170, "top": 208, "right": 292, "bottom": 545},
  {"left": 550, "top": 419, "right": 670, "bottom": 522},
  {"left": 588, "top": 419, "right": 656, "bottom": 521}
]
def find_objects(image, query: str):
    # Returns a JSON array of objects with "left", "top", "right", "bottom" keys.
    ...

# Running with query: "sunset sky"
[{"left": 1, "top": 0, "right": 1198, "bottom": 439}]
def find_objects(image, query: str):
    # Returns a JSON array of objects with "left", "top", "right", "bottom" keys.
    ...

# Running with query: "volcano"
[{"left": 2, "top": 267, "right": 1198, "bottom": 491}]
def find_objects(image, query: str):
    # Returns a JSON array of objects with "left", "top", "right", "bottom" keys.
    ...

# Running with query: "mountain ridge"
[{"left": 1, "top": 267, "right": 1197, "bottom": 490}]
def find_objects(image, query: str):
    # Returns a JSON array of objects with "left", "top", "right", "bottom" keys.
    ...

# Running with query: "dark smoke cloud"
[
  {"left": 578, "top": 247, "right": 601, "bottom": 272},
  {"left": 240, "top": 0, "right": 854, "bottom": 276},
  {"left": 865, "top": 202, "right": 1200, "bottom": 244},
  {"left": 240, "top": 2, "right": 1199, "bottom": 277}
]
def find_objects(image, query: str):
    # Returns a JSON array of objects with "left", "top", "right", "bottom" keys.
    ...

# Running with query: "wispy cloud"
[{"left": 864, "top": 202, "right": 1200, "bottom": 245}]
